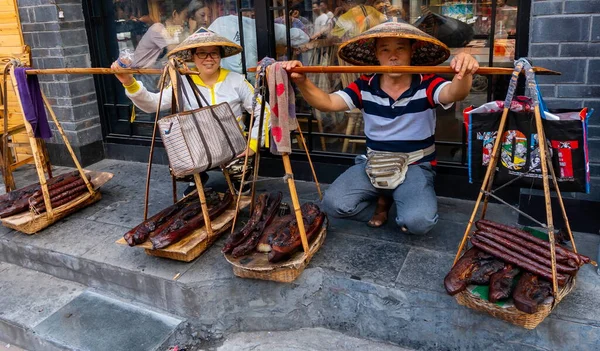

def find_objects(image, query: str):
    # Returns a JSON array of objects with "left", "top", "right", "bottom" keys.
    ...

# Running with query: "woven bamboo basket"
[
  {"left": 454, "top": 268, "right": 576, "bottom": 329},
  {"left": 224, "top": 218, "right": 328, "bottom": 283},
  {"left": 116, "top": 194, "right": 251, "bottom": 262},
  {"left": 0, "top": 171, "right": 113, "bottom": 234}
]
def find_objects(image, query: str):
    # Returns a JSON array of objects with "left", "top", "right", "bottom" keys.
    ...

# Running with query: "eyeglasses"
[{"left": 195, "top": 51, "right": 220, "bottom": 60}]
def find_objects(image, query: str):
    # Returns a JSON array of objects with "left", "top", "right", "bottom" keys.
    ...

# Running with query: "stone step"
[
  {"left": 0, "top": 263, "right": 183, "bottom": 351},
  {"left": 2, "top": 159, "right": 600, "bottom": 350}
]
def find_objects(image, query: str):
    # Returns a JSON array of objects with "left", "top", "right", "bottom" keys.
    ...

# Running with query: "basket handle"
[
  {"left": 168, "top": 61, "right": 240, "bottom": 165},
  {"left": 504, "top": 58, "right": 544, "bottom": 111}
]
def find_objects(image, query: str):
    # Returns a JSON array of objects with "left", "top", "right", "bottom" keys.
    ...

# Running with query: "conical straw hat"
[
  {"left": 338, "top": 21, "right": 450, "bottom": 66},
  {"left": 168, "top": 27, "right": 243, "bottom": 62}
]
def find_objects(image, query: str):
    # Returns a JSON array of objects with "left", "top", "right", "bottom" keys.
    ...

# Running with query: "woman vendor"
[{"left": 112, "top": 27, "right": 269, "bottom": 195}]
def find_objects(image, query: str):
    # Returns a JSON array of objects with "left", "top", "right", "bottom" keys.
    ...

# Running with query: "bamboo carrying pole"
[
  {"left": 25, "top": 68, "right": 199, "bottom": 76},
  {"left": 295, "top": 125, "right": 322, "bottom": 200},
  {"left": 544, "top": 145, "right": 578, "bottom": 253},
  {"left": 143, "top": 67, "right": 168, "bottom": 220},
  {"left": 454, "top": 104, "right": 511, "bottom": 264},
  {"left": 533, "top": 104, "right": 559, "bottom": 296},
  {"left": 20, "top": 66, "right": 560, "bottom": 76},
  {"left": 247, "top": 65, "right": 561, "bottom": 76},
  {"left": 40, "top": 92, "right": 95, "bottom": 196},
  {"left": 194, "top": 173, "right": 214, "bottom": 238},
  {"left": 282, "top": 153, "right": 310, "bottom": 254},
  {"left": 8, "top": 65, "right": 54, "bottom": 219}
]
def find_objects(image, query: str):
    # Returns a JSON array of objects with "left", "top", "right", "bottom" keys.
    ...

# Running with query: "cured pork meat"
[
  {"left": 0, "top": 171, "right": 83, "bottom": 218},
  {"left": 475, "top": 231, "right": 578, "bottom": 275},
  {"left": 231, "top": 192, "right": 282, "bottom": 258},
  {"left": 256, "top": 214, "right": 294, "bottom": 253},
  {"left": 222, "top": 193, "right": 268, "bottom": 254},
  {"left": 512, "top": 273, "right": 553, "bottom": 314},
  {"left": 477, "top": 219, "right": 590, "bottom": 265},
  {"left": 444, "top": 248, "right": 504, "bottom": 295},
  {"left": 470, "top": 237, "right": 568, "bottom": 285},
  {"left": 150, "top": 192, "right": 232, "bottom": 249},
  {"left": 268, "top": 203, "right": 325, "bottom": 263},
  {"left": 488, "top": 265, "right": 520, "bottom": 302},
  {"left": 123, "top": 195, "right": 197, "bottom": 246}
]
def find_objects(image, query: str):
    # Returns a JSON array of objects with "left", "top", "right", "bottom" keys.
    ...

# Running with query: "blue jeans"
[{"left": 321, "top": 155, "right": 438, "bottom": 235}]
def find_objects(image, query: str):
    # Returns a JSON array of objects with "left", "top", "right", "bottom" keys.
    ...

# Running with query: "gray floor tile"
[
  {"left": 396, "top": 247, "right": 455, "bottom": 293},
  {"left": 329, "top": 217, "right": 468, "bottom": 254},
  {"left": 82, "top": 234, "right": 193, "bottom": 281},
  {"left": 437, "top": 196, "right": 519, "bottom": 225},
  {"left": 7, "top": 218, "right": 126, "bottom": 257},
  {"left": 177, "top": 237, "right": 236, "bottom": 283},
  {"left": 0, "top": 263, "right": 84, "bottom": 328},
  {"left": 311, "top": 231, "right": 409, "bottom": 285},
  {"left": 33, "top": 291, "right": 181, "bottom": 351}
]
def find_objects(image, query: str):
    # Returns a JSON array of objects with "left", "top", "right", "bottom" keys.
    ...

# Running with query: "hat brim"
[
  {"left": 338, "top": 24, "right": 450, "bottom": 66},
  {"left": 167, "top": 28, "right": 243, "bottom": 62}
]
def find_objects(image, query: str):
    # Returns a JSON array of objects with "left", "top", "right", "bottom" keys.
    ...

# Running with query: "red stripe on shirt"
[
  {"left": 426, "top": 77, "right": 445, "bottom": 107},
  {"left": 348, "top": 81, "right": 362, "bottom": 107}
]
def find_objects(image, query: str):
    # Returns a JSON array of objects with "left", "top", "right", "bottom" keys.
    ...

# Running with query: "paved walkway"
[{"left": 1, "top": 160, "right": 599, "bottom": 351}]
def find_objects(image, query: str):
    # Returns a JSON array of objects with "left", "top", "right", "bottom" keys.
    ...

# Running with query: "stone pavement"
[{"left": 0, "top": 159, "right": 599, "bottom": 351}]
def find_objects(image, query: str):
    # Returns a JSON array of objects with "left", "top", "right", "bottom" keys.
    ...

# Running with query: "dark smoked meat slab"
[
  {"left": 512, "top": 272, "right": 553, "bottom": 314},
  {"left": 488, "top": 265, "right": 520, "bottom": 302},
  {"left": 231, "top": 192, "right": 282, "bottom": 258},
  {"left": 222, "top": 193, "right": 268, "bottom": 254},
  {"left": 123, "top": 195, "right": 197, "bottom": 246},
  {"left": 268, "top": 203, "right": 325, "bottom": 263},
  {"left": 150, "top": 192, "right": 232, "bottom": 250},
  {"left": 444, "top": 248, "right": 501, "bottom": 296}
]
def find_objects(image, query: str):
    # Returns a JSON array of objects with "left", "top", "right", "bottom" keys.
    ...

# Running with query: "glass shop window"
[
  {"left": 108, "top": 0, "right": 255, "bottom": 133},
  {"left": 277, "top": 0, "right": 519, "bottom": 162},
  {"left": 113, "top": 0, "right": 253, "bottom": 92}
]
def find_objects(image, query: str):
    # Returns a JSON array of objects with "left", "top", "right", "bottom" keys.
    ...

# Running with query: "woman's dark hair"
[{"left": 171, "top": 0, "right": 190, "bottom": 14}]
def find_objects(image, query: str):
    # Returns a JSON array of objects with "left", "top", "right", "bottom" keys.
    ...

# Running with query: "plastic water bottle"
[{"left": 117, "top": 48, "right": 134, "bottom": 68}]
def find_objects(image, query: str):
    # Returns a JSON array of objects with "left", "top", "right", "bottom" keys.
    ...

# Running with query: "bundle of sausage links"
[
  {"left": 223, "top": 192, "right": 326, "bottom": 263},
  {"left": 0, "top": 171, "right": 91, "bottom": 218},
  {"left": 445, "top": 219, "right": 591, "bottom": 314},
  {"left": 124, "top": 189, "right": 233, "bottom": 250}
]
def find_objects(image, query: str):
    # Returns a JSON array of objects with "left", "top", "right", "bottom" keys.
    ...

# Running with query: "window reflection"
[
  {"left": 272, "top": 0, "right": 519, "bottom": 162},
  {"left": 111, "top": 0, "right": 520, "bottom": 164}
]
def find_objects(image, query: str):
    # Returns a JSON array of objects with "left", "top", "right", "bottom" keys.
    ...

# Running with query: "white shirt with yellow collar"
[{"left": 124, "top": 68, "right": 269, "bottom": 152}]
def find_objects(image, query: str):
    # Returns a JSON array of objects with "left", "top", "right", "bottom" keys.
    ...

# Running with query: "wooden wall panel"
[{"left": 1, "top": 0, "right": 32, "bottom": 162}]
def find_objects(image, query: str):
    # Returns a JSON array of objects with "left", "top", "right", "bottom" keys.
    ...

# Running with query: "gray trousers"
[{"left": 321, "top": 156, "right": 438, "bottom": 235}]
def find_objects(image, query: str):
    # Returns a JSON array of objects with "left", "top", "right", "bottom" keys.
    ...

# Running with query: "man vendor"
[{"left": 282, "top": 21, "right": 479, "bottom": 235}]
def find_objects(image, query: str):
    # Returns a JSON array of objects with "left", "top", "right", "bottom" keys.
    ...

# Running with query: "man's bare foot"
[{"left": 367, "top": 195, "right": 393, "bottom": 228}]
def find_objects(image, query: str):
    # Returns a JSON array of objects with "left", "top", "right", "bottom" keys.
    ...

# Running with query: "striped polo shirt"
[{"left": 334, "top": 73, "right": 452, "bottom": 163}]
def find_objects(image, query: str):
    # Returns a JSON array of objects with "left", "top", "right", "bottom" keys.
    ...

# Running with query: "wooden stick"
[
  {"left": 143, "top": 67, "right": 168, "bottom": 220},
  {"left": 25, "top": 68, "right": 200, "bottom": 76},
  {"left": 2, "top": 63, "right": 16, "bottom": 192},
  {"left": 250, "top": 150, "right": 261, "bottom": 213},
  {"left": 194, "top": 173, "right": 214, "bottom": 238},
  {"left": 544, "top": 144, "right": 577, "bottom": 254},
  {"left": 454, "top": 105, "right": 510, "bottom": 265},
  {"left": 171, "top": 174, "right": 178, "bottom": 204},
  {"left": 230, "top": 98, "right": 257, "bottom": 235},
  {"left": 41, "top": 92, "right": 95, "bottom": 196},
  {"left": 282, "top": 153, "right": 310, "bottom": 254},
  {"left": 247, "top": 65, "right": 561, "bottom": 76},
  {"left": 296, "top": 125, "right": 322, "bottom": 200},
  {"left": 8, "top": 65, "right": 54, "bottom": 219},
  {"left": 534, "top": 104, "right": 558, "bottom": 297},
  {"left": 221, "top": 166, "right": 236, "bottom": 196}
]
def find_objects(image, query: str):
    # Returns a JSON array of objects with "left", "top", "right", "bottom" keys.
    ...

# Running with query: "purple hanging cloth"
[{"left": 13, "top": 67, "right": 52, "bottom": 139}]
